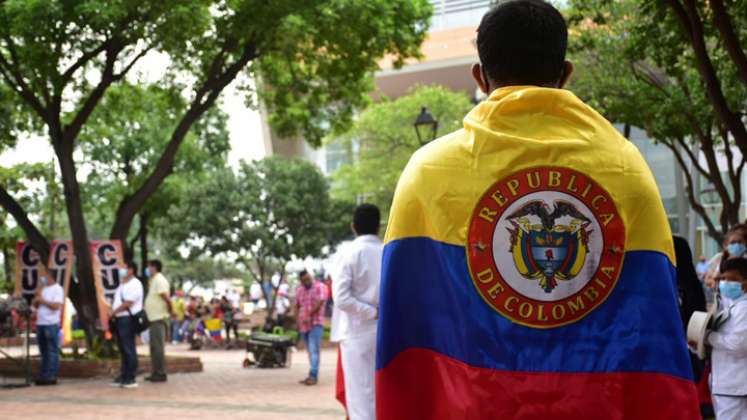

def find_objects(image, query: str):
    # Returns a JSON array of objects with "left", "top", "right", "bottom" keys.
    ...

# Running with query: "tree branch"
[
  {"left": 109, "top": 42, "right": 258, "bottom": 241},
  {"left": 665, "top": 0, "right": 747, "bottom": 156},
  {"left": 661, "top": 140, "right": 724, "bottom": 243},
  {"left": 0, "top": 52, "right": 48, "bottom": 121},
  {"left": 61, "top": 45, "right": 123, "bottom": 144},
  {"left": 0, "top": 185, "right": 51, "bottom": 263},
  {"left": 707, "top": 0, "right": 747, "bottom": 88},
  {"left": 59, "top": 41, "right": 112, "bottom": 86}
]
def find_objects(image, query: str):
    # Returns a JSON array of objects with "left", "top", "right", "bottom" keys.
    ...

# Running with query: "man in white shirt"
[
  {"left": 33, "top": 265, "right": 64, "bottom": 386},
  {"left": 144, "top": 259, "right": 172, "bottom": 383},
  {"left": 110, "top": 261, "right": 144, "bottom": 389},
  {"left": 333, "top": 204, "right": 383, "bottom": 420}
]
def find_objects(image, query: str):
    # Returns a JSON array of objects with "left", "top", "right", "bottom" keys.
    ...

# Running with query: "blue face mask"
[
  {"left": 118, "top": 267, "right": 129, "bottom": 279},
  {"left": 720, "top": 280, "right": 744, "bottom": 300},
  {"left": 727, "top": 242, "right": 746, "bottom": 258},
  {"left": 145, "top": 267, "right": 152, "bottom": 278}
]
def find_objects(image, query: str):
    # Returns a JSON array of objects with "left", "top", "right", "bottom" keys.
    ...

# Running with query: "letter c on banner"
[
  {"left": 22, "top": 245, "right": 40, "bottom": 266},
  {"left": 98, "top": 243, "right": 116, "bottom": 266},
  {"left": 54, "top": 243, "right": 68, "bottom": 266}
]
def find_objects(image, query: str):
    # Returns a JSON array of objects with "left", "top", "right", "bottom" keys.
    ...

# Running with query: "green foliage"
[
  {"left": 1, "top": 0, "right": 431, "bottom": 145},
  {"left": 257, "top": 0, "right": 433, "bottom": 145},
  {"left": 330, "top": 85, "right": 473, "bottom": 215},
  {"left": 76, "top": 82, "right": 231, "bottom": 238},
  {"left": 165, "top": 157, "right": 349, "bottom": 284}
]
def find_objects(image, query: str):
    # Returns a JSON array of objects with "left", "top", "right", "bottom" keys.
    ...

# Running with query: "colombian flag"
[{"left": 377, "top": 86, "right": 699, "bottom": 419}]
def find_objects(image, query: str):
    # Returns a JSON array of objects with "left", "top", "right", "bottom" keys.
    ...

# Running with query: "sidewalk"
[{"left": 0, "top": 344, "right": 345, "bottom": 419}]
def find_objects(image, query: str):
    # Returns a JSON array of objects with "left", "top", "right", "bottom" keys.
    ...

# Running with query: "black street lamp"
[{"left": 414, "top": 106, "right": 438, "bottom": 144}]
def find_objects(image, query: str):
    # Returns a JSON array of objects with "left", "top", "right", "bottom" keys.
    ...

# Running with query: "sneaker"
[
  {"left": 145, "top": 375, "right": 167, "bottom": 383},
  {"left": 110, "top": 377, "right": 123, "bottom": 387},
  {"left": 120, "top": 381, "right": 139, "bottom": 389}
]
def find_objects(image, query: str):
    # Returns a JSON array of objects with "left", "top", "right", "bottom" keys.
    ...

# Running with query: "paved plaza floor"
[{"left": 0, "top": 344, "right": 346, "bottom": 419}]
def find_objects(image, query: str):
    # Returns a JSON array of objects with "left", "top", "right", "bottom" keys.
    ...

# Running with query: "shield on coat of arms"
[{"left": 508, "top": 200, "right": 591, "bottom": 293}]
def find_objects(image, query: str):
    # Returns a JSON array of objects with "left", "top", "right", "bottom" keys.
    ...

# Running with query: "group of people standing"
[
  {"left": 109, "top": 259, "right": 172, "bottom": 388},
  {"left": 32, "top": 259, "right": 172, "bottom": 388}
]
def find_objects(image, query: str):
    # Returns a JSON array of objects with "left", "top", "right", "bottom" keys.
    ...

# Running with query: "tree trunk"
[
  {"left": 2, "top": 243, "right": 12, "bottom": 293},
  {"left": 54, "top": 141, "right": 98, "bottom": 346}
]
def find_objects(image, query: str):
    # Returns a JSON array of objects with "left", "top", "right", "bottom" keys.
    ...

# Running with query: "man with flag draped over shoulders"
[{"left": 376, "top": 1, "right": 699, "bottom": 419}]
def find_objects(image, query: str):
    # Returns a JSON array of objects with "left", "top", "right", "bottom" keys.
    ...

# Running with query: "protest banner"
[
  {"left": 14, "top": 241, "right": 41, "bottom": 305},
  {"left": 90, "top": 240, "right": 125, "bottom": 330},
  {"left": 15, "top": 241, "right": 74, "bottom": 325}
]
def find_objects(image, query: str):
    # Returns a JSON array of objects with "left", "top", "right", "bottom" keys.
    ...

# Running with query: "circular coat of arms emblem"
[{"left": 467, "top": 167, "right": 626, "bottom": 328}]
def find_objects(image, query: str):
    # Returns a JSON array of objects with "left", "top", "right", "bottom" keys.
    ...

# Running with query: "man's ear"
[
  {"left": 558, "top": 60, "right": 574, "bottom": 88},
  {"left": 472, "top": 63, "right": 489, "bottom": 94},
  {"left": 350, "top": 222, "right": 357, "bottom": 236}
]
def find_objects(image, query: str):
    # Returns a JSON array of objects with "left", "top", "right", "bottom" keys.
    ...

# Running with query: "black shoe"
[
  {"left": 145, "top": 375, "right": 167, "bottom": 383},
  {"left": 34, "top": 378, "right": 57, "bottom": 386},
  {"left": 110, "top": 376, "right": 123, "bottom": 387}
]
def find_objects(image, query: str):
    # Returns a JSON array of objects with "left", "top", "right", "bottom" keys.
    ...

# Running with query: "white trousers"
[
  {"left": 713, "top": 395, "right": 747, "bottom": 420},
  {"left": 340, "top": 332, "right": 377, "bottom": 420}
]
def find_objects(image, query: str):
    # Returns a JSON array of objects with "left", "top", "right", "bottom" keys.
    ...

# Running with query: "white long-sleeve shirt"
[
  {"left": 709, "top": 296, "right": 747, "bottom": 396},
  {"left": 332, "top": 234, "right": 383, "bottom": 341}
]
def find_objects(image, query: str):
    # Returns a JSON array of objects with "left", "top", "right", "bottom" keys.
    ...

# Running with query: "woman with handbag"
[{"left": 110, "top": 260, "right": 144, "bottom": 389}]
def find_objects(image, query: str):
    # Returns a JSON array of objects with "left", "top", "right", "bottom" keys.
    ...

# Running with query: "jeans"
[
  {"left": 37, "top": 324, "right": 60, "bottom": 380},
  {"left": 115, "top": 316, "right": 138, "bottom": 382},
  {"left": 301, "top": 324, "right": 323, "bottom": 380},
  {"left": 149, "top": 319, "right": 168, "bottom": 377},
  {"left": 171, "top": 319, "right": 183, "bottom": 342}
]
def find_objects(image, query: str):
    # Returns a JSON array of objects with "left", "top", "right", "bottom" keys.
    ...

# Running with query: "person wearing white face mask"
[
  {"left": 708, "top": 257, "right": 747, "bottom": 420},
  {"left": 110, "top": 261, "right": 144, "bottom": 389},
  {"left": 32, "top": 265, "right": 64, "bottom": 386},
  {"left": 705, "top": 224, "right": 747, "bottom": 306}
]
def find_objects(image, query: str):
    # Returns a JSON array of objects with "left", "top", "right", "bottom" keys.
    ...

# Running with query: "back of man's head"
[
  {"left": 477, "top": 0, "right": 568, "bottom": 87},
  {"left": 353, "top": 203, "right": 380, "bottom": 236}
]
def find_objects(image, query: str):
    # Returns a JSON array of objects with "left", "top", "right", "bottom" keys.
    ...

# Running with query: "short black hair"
[
  {"left": 353, "top": 203, "right": 380, "bottom": 235},
  {"left": 477, "top": 0, "right": 568, "bottom": 87},
  {"left": 299, "top": 269, "right": 309, "bottom": 278},
  {"left": 127, "top": 260, "right": 138, "bottom": 274},
  {"left": 148, "top": 259, "right": 163, "bottom": 272},
  {"left": 721, "top": 258, "right": 747, "bottom": 281}
]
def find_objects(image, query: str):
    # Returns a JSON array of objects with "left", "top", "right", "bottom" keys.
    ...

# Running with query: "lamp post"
[{"left": 414, "top": 107, "right": 438, "bottom": 145}]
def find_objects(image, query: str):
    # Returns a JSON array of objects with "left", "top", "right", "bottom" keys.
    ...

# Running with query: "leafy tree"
[
  {"left": 166, "top": 157, "right": 351, "bottom": 321},
  {"left": 0, "top": 163, "right": 59, "bottom": 291},
  {"left": 0, "top": 0, "right": 431, "bottom": 330},
  {"left": 330, "top": 85, "right": 473, "bottom": 215},
  {"left": 567, "top": 0, "right": 747, "bottom": 243},
  {"left": 165, "top": 256, "right": 245, "bottom": 294},
  {"left": 78, "top": 81, "right": 230, "bottom": 269}
]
